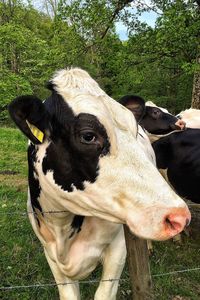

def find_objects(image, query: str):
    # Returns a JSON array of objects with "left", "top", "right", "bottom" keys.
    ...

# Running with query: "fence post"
[{"left": 123, "top": 225, "right": 153, "bottom": 300}]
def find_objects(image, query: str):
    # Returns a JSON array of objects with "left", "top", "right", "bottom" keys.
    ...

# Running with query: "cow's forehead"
[
  {"left": 51, "top": 68, "right": 107, "bottom": 98},
  {"left": 50, "top": 68, "right": 138, "bottom": 149},
  {"left": 146, "top": 101, "right": 169, "bottom": 114}
]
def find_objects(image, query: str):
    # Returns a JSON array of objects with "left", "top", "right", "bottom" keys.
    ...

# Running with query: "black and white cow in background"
[
  {"left": 119, "top": 95, "right": 186, "bottom": 134},
  {"left": 9, "top": 69, "right": 190, "bottom": 300},
  {"left": 177, "top": 108, "right": 200, "bottom": 129},
  {"left": 119, "top": 94, "right": 200, "bottom": 204},
  {"left": 152, "top": 110, "right": 200, "bottom": 204}
]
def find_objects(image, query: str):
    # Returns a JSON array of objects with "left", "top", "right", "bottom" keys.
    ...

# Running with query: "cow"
[
  {"left": 152, "top": 107, "right": 200, "bottom": 204},
  {"left": 152, "top": 128, "right": 200, "bottom": 204},
  {"left": 119, "top": 95, "right": 185, "bottom": 134},
  {"left": 8, "top": 69, "right": 190, "bottom": 300},
  {"left": 177, "top": 108, "right": 200, "bottom": 129}
]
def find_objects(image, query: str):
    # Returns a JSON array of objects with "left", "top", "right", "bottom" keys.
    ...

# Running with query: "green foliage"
[
  {"left": 0, "top": 70, "right": 32, "bottom": 124},
  {"left": 0, "top": 0, "right": 199, "bottom": 125},
  {"left": 0, "top": 21, "right": 52, "bottom": 123},
  {"left": 154, "top": 0, "right": 199, "bottom": 66},
  {"left": 118, "top": 0, "right": 199, "bottom": 111}
]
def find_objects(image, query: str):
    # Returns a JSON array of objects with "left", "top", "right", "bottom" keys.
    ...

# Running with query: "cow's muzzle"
[{"left": 171, "top": 119, "right": 186, "bottom": 131}]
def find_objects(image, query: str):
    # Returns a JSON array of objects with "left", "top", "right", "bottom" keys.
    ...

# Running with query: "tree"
[
  {"left": 1, "top": 0, "right": 199, "bottom": 124},
  {"left": 0, "top": 21, "right": 50, "bottom": 122},
  {"left": 191, "top": 0, "right": 200, "bottom": 108},
  {"left": 0, "top": 70, "right": 32, "bottom": 123},
  {"left": 120, "top": 0, "right": 199, "bottom": 112}
]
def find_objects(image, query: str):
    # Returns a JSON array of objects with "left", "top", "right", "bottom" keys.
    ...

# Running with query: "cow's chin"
[
  {"left": 126, "top": 221, "right": 180, "bottom": 241},
  {"left": 170, "top": 123, "right": 186, "bottom": 132}
]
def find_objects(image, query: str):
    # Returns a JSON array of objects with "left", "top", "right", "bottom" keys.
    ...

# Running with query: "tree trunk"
[
  {"left": 191, "top": 57, "right": 200, "bottom": 109},
  {"left": 123, "top": 225, "right": 153, "bottom": 300},
  {"left": 192, "top": 2, "right": 200, "bottom": 108}
]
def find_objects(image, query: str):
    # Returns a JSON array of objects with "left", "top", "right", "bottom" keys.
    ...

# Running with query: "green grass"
[{"left": 1, "top": 127, "right": 200, "bottom": 299}]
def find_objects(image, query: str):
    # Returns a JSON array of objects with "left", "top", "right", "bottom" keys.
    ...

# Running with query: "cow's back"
[{"left": 152, "top": 129, "right": 200, "bottom": 203}]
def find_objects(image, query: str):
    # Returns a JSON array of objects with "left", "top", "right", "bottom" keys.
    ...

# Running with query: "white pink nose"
[
  {"left": 126, "top": 205, "right": 191, "bottom": 241},
  {"left": 164, "top": 208, "right": 191, "bottom": 237},
  {"left": 175, "top": 119, "right": 186, "bottom": 130}
]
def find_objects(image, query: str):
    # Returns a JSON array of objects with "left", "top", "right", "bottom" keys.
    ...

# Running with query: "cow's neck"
[{"left": 147, "top": 129, "right": 184, "bottom": 143}]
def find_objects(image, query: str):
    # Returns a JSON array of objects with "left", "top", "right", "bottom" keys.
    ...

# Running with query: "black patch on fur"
[
  {"left": 69, "top": 215, "right": 85, "bottom": 238},
  {"left": 42, "top": 92, "right": 110, "bottom": 191},
  {"left": 153, "top": 128, "right": 200, "bottom": 203},
  {"left": 46, "top": 81, "right": 55, "bottom": 91},
  {"left": 28, "top": 143, "right": 42, "bottom": 225},
  {"left": 8, "top": 95, "right": 50, "bottom": 144}
]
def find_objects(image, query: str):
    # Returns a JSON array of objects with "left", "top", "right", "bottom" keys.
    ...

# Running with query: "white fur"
[
  {"left": 146, "top": 101, "right": 170, "bottom": 113},
  {"left": 178, "top": 108, "right": 200, "bottom": 129}
]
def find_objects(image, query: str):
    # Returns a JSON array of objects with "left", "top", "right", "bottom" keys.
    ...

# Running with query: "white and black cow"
[
  {"left": 119, "top": 95, "right": 185, "bottom": 134},
  {"left": 151, "top": 107, "right": 200, "bottom": 203},
  {"left": 9, "top": 69, "right": 190, "bottom": 300},
  {"left": 177, "top": 108, "right": 200, "bottom": 129}
]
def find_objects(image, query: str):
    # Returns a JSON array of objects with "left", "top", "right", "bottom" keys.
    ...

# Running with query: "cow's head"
[
  {"left": 9, "top": 68, "right": 190, "bottom": 241},
  {"left": 119, "top": 95, "right": 185, "bottom": 134}
]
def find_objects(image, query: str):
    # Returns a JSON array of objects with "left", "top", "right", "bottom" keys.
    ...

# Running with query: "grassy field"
[{"left": 0, "top": 127, "right": 200, "bottom": 300}]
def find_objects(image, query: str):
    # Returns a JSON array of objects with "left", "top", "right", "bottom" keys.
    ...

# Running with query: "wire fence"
[
  {"left": 0, "top": 202, "right": 198, "bottom": 216},
  {"left": 1, "top": 206, "right": 200, "bottom": 292},
  {"left": 0, "top": 210, "right": 69, "bottom": 216},
  {"left": 1, "top": 267, "right": 200, "bottom": 291}
]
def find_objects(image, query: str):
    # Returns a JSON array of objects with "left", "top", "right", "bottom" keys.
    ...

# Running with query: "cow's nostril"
[
  {"left": 165, "top": 217, "right": 181, "bottom": 232},
  {"left": 175, "top": 119, "right": 186, "bottom": 130}
]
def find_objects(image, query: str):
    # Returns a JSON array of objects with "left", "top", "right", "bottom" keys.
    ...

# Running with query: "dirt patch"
[
  {"left": 0, "top": 174, "right": 27, "bottom": 191},
  {"left": 0, "top": 170, "right": 20, "bottom": 175}
]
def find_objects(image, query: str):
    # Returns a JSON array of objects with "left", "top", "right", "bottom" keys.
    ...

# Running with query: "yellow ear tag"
[{"left": 26, "top": 120, "right": 44, "bottom": 143}]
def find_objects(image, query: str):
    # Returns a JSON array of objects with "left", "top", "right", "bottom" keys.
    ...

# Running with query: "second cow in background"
[{"left": 119, "top": 95, "right": 185, "bottom": 134}]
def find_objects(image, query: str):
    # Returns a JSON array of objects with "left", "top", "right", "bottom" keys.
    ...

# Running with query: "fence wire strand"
[
  {"left": 0, "top": 201, "right": 198, "bottom": 216},
  {"left": 0, "top": 210, "right": 69, "bottom": 216},
  {"left": 1, "top": 267, "right": 200, "bottom": 291}
]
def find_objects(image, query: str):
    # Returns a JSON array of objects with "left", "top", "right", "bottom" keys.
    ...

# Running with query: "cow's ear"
[
  {"left": 119, "top": 95, "right": 146, "bottom": 122},
  {"left": 8, "top": 95, "right": 50, "bottom": 144}
]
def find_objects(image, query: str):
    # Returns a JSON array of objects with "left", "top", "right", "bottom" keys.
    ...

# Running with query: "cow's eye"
[
  {"left": 152, "top": 109, "right": 161, "bottom": 118},
  {"left": 153, "top": 109, "right": 159, "bottom": 115},
  {"left": 80, "top": 132, "right": 96, "bottom": 144}
]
